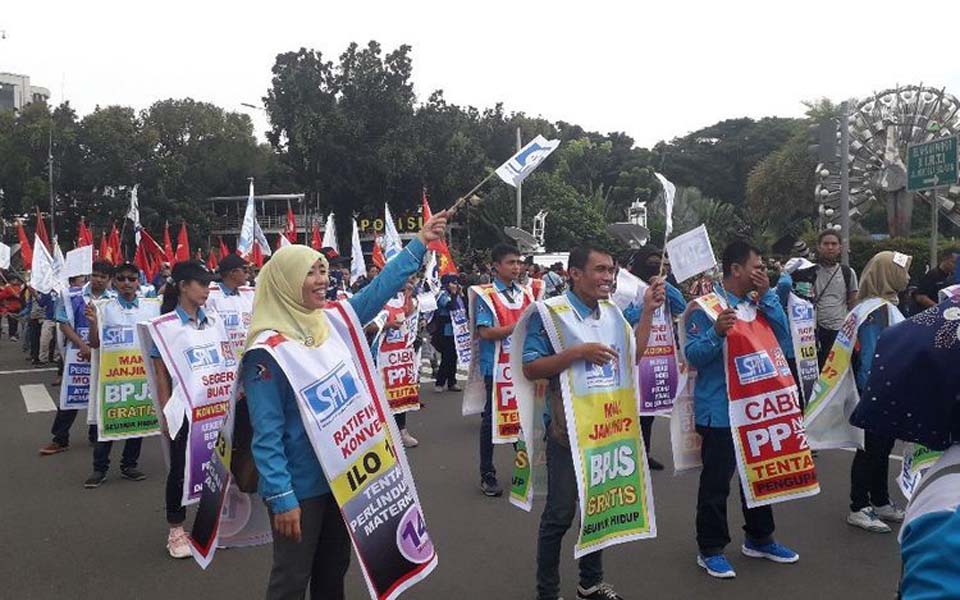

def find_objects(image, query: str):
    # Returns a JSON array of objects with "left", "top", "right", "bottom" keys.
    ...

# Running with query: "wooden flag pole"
[{"left": 448, "top": 169, "right": 499, "bottom": 215}]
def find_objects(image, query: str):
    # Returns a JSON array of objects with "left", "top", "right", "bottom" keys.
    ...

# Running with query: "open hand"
[{"left": 578, "top": 343, "right": 618, "bottom": 365}]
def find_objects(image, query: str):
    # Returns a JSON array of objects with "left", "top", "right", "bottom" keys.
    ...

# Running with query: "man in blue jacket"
[{"left": 685, "top": 240, "right": 799, "bottom": 579}]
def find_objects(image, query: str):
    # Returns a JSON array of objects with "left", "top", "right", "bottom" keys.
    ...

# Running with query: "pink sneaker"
[{"left": 167, "top": 527, "right": 192, "bottom": 559}]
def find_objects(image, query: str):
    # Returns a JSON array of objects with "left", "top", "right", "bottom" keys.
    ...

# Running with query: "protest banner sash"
[
  {"left": 205, "top": 284, "right": 254, "bottom": 354},
  {"left": 804, "top": 298, "right": 903, "bottom": 449},
  {"left": 376, "top": 298, "right": 420, "bottom": 414},
  {"left": 787, "top": 293, "right": 819, "bottom": 405},
  {"left": 525, "top": 277, "right": 545, "bottom": 301},
  {"left": 91, "top": 297, "right": 161, "bottom": 441},
  {"left": 638, "top": 304, "right": 680, "bottom": 415},
  {"left": 217, "top": 482, "right": 273, "bottom": 548},
  {"left": 462, "top": 284, "right": 532, "bottom": 444},
  {"left": 139, "top": 312, "right": 237, "bottom": 505},
  {"left": 898, "top": 443, "right": 944, "bottom": 501},
  {"left": 59, "top": 287, "right": 92, "bottom": 409},
  {"left": 940, "top": 284, "right": 960, "bottom": 302},
  {"left": 451, "top": 295, "right": 472, "bottom": 366},
  {"left": 188, "top": 423, "right": 233, "bottom": 569},
  {"left": 535, "top": 295, "right": 656, "bottom": 558},
  {"left": 248, "top": 301, "right": 437, "bottom": 600}
]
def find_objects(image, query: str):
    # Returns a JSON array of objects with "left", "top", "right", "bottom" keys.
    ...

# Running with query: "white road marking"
[
  {"left": 21, "top": 384, "right": 57, "bottom": 413},
  {"left": 0, "top": 367, "right": 57, "bottom": 375}
]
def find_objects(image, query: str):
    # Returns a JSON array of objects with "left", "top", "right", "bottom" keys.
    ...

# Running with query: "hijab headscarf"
[
  {"left": 857, "top": 251, "right": 912, "bottom": 305},
  {"left": 245, "top": 245, "right": 329, "bottom": 350}
]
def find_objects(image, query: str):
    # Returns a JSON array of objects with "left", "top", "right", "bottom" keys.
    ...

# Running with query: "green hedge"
[{"left": 846, "top": 237, "right": 954, "bottom": 278}]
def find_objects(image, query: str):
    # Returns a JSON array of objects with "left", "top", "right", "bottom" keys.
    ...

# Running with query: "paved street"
[{"left": 1, "top": 339, "right": 902, "bottom": 600}]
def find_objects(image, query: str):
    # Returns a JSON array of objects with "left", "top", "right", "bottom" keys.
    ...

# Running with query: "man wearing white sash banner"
[
  {"left": 206, "top": 253, "right": 255, "bottom": 354},
  {"left": 684, "top": 241, "right": 809, "bottom": 580},
  {"left": 241, "top": 212, "right": 446, "bottom": 600},
  {"left": 518, "top": 245, "right": 663, "bottom": 600}
]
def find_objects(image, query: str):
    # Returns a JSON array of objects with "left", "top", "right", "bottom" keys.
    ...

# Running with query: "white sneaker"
[
  {"left": 434, "top": 385, "right": 444, "bottom": 393},
  {"left": 167, "top": 527, "right": 192, "bottom": 559},
  {"left": 847, "top": 508, "right": 891, "bottom": 533},
  {"left": 873, "top": 503, "right": 905, "bottom": 523},
  {"left": 400, "top": 429, "right": 419, "bottom": 448}
]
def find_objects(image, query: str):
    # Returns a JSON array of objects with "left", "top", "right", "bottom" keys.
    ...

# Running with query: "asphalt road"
[{"left": 0, "top": 339, "right": 903, "bottom": 600}]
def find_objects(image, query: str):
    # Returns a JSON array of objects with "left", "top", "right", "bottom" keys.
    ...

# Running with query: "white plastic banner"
[
  {"left": 65, "top": 245, "right": 93, "bottom": 278},
  {"left": 665, "top": 225, "right": 716, "bottom": 283}
]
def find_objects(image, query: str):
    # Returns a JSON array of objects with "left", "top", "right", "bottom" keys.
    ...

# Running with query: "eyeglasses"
[{"left": 115, "top": 275, "right": 139, "bottom": 283}]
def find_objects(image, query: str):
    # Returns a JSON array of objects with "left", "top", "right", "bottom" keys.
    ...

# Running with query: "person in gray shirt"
[{"left": 810, "top": 230, "right": 858, "bottom": 365}]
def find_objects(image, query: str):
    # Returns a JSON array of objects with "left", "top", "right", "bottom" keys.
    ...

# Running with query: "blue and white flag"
[
  {"left": 237, "top": 180, "right": 257, "bottom": 257},
  {"left": 654, "top": 172, "right": 676, "bottom": 238},
  {"left": 383, "top": 203, "right": 403, "bottom": 262},
  {"left": 321, "top": 212, "right": 339, "bottom": 255},
  {"left": 495, "top": 134, "right": 561, "bottom": 188},
  {"left": 350, "top": 218, "right": 365, "bottom": 285}
]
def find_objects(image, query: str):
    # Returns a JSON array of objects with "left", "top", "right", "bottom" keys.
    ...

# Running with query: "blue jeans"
[
  {"left": 479, "top": 377, "right": 495, "bottom": 478},
  {"left": 537, "top": 437, "right": 603, "bottom": 600},
  {"left": 92, "top": 433, "right": 143, "bottom": 473}
]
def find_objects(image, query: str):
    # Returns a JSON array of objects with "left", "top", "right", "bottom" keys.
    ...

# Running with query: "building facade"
[{"left": 0, "top": 73, "right": 50, "bottom": 112}]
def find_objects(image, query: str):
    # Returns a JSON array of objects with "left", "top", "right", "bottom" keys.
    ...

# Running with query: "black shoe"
[
  {"left": 84, "top": 471, "right": 107, "bottom": 489},
  {"left": 577, "top": 583, "right": 624, "bottom": 600},
  {"left": 480, "top": 474, "right": 503, "bottom": 497},
  {"left": 121, "top": 467, "right": 147, "bottom": 482},
  {"left": 33, "top": 361, "right": 48, "bottom": 368},
  {"left": 647, "top": 457, "right": 665, "bottom": 471},
  {"left": 448, "top": 385, "right": 463, "bottom": 392}
]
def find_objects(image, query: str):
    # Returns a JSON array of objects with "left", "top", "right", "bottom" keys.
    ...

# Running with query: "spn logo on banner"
[
  {"left": 184, "top": 343, "right": 237, "bottom": 370},
  {"left": 103, "top": 326, "right": 135, "bottom": 346},
  {"left": 302, "top": 363, "right": 360, "bottom": 423},
  {"left": 585, "top": 358, "right": 621, "bottom": 389},
  {"left": 734, "top": 349, "right": 790, "bottom": 385}
]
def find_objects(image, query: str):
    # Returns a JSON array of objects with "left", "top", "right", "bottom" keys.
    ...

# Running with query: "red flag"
[
  {"left": 421, "top": 188, "right": 457, "bottom": 275},
  {"left": 134, "top": 229, "right": 167, "bottom": 282},
  {"left": 175, "top": 222, "right": 190, "bottom": 263},
  {"left": 35, "top": 208, "right": 50, "bottom": 252},
  {"left": 162, "top": 222, "right": 174, "bottom": 263},
  {"left": 108, "top": 223, "right": 122, "bottom": 264},
  {"left": 219, "top": 237, "right": 229, "bottom": 260},
  {"left": 77, "top": 218, "right": 94, "bottom": 247},
  {"left": 251, "top": 240, "right": 264, "bottom": 268},
  {"left": 98, "top": 232, "right": 109, "bottom": 263},
  {"left": 16, "top": 220, "right": 32, "bottom": 266},
  {"left": 371, "top": 236, "right": 386, "bottom": 269},
  {"left": 206, "top": 248, "right": 218, "bottom": 270},
  {"left": 284, "top": 206, "right": 298, "bottom": 243},
  {"left": 310, "top": 221, "right": 322, "bottom": 250}
]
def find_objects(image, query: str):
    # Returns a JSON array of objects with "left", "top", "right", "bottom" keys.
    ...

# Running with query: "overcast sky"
[{"left": 4, "top": 0, "right": 960, "bottom": 149}]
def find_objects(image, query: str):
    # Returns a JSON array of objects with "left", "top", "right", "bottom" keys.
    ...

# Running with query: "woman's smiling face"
[{"left": 301, "top": 260, "right": 329, "bottom": 310}]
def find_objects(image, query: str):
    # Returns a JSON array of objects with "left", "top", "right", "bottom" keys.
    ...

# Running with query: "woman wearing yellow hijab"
[{"left": 241, "top": 211, "right": 447, "bottom": 600}]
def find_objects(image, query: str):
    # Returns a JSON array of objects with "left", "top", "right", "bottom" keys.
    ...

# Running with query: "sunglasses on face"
[{"left": 115, "top": 275, "right": 139, "bottom": 283}]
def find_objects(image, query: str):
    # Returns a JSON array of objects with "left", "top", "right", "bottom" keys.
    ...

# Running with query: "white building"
[{"left": 0, "top": 73, "right": 50, "bottom": 112}]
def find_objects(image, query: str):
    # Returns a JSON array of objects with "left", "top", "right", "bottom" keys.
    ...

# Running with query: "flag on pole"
[
  {"left": 371, "top": 235, "right": 386, "bottom": 268},
  {"left": 35, "top": 207, "right": 51, "bottom": 252},
  {"left": 421, "top": 191, "right": 457, "bottom": 275},
  {"left": 0, "top": 243, "right": 10, "bottom": 270},
  {"left": 134, "top": 228, "right": 168, "bottom": 282},
  {"left": 284, "top": 206, "right": 298, "bottom": 244},
  {"left": 237, "top": 179, "right": 257, "bottom": 257},
  {"left": 424, "top": 251, "right": 440, "bottom": 294},
  {"left": 77, "top": 218, "right": 94, "bottom": 248},
  {"left": 98, "top": 232, "right": 108, "bottom": 263},
  {"left": 219, "top": 237, "right": 230, "bottom": 261},
  {"left": 254, "top": 220, "right": 272, "bottom": 258},
  {"left": 321, "top": 213, "right": 339, "bottom": 255},
  {"left": 162, "top": 222, "right": 174, "bottom": 262},
  {"left": 655, "top": 172, "right": 677, "bottom": 238},
  {"left": 52, "top": 238, "right": 66, "bottom": 291},
  {"left": 175, "top": 222, "right": 190, "bottom": 262},
  {"left": 250, "top": 239, "right": 264, "bottom": 268},
  {"left": 494, "top": 134, "right": 561, "bottom": 188},
  {"left": 16, "top": 220, "right": 32, "bottom": 266},
  {"left": 108, "top": 223, "right": 122, "bottom": 264},
  {"left": 310, "top": 221, "right": 322, "bottom": 250},
  {"left": 349, "top": 218, "right": 365, "bottom": 285},
  {"left": 30, "top": 234, "right": 56, "bottom": 293},
  {"left": 382, "top": 203, "right": 402, "bottom": 262},
  {"left": 127, "top": 185, "right": 142, "bottom": 245},
  {"left": 276, "top": 233, "right": 291, "bottom": 251},
  {"left": 206, "top": 248, "right": 218, "bottom": 271}
]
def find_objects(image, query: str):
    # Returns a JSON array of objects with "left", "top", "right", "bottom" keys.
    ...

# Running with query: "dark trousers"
[
  {"left": 394, "top": 412, "right": 407, "bottom": 430},
  {"left": 480, "top": 377, "right": 495, "bottom": 477},
  {"left": 816, "top": 326, "right": 840, "bottom": 370},
  {"left": 536, "top": 438, "right": 603, "bottom": 600},
  {"left": 4, "top": 315, "right": 17, "bottom": 337},
  {"left": 51, "top": 409, "right": 97, "bottom": 446},
  {"left": 28, "top": 319, "right": 41, "bottom": 362},
  {"left": 167, "top": 423, "right": 189, "bottom": 525},
  {"left": 92, "top": 432, "right": 143, "bottom": 473},
  {"left": 266, "top": 495, "right": 351, "bottom": 600},
  {"left": 850, "top": 430, "right": 896, "bottom": 512},
  {"left": 640, "top": 416, "right": 654, "bottom": 455},
  {"left": 433, "top": 334, "right": 458, "bottom": 388},
  {"left": 696, "top": 426, "right": 775, "bottom": 555}
]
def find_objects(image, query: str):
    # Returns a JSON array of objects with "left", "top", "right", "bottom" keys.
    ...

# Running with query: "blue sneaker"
[
  {"left": 741, "top": 540, "right": 799, "bottom": 564},
  {"left": 697, "top": 553, "right": 736, "bottom": 579}
]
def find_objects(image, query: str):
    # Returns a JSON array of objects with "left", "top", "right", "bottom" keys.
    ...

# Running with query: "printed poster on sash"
[
  {"left": 451, "top": 296, "right": 472, "bottom": 366},
  {"left": 719, "top": 300, "right": 819, "bottom": 507},
  {"left": 60, "top": 290, "right": 92, "bottom": 409},
  {"left": 787, "top": 293, "right": 818, "bottom": 404},
  {"left": 377, "top": 300, "right": 420, "bottom": 414},
  {"left": 250, "top": 302, "right": 437, "bottom": 600},
  {"left": 92, "top": 298, "right": 161, "bottom": 441},
  {"left": 538, "top": 297, "right": 656, "bottom": 558},
  {"left": 206, "top": 285, "right": 254, "bottom": 354},
  {"left": 139, "top": 314, "right": 236, "bottom": 505},
  {"left": 898, "top": 443, "right": 943, "bottom": 500}
]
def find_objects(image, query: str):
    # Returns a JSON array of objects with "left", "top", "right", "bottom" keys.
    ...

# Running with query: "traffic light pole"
[{"left": 839, "top": 101, "right": 850, "bottom": 267}]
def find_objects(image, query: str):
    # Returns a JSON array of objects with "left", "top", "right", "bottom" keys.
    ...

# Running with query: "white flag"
[
  {"left": 30, "top": 234, "right": 56, "bottom": 294},
  {"left": 665, "top": 225, "right": 717, "bottom": 284},
  {"left": 237, "top": 180, "right": 257, "bottom": 256},
  {"left": 0, "top": 243, "right": 11, "bottom": 269},
  {"left": 383, "top": 203, "right": 403, "bottom": 262},
  {"left": 321, "top": 212, "right": 339, "bottom": 255},
  {"left": 65, "top": 245, "right": 93, "bottom": 278},
  {"left": 495, "top": 134, "right": 561, "bottom": 188},
  {"left": 127, "top": 185, "right": 142, "bottom": 245},
  {"left": 655, "top": 172, "right": 676, "bottom": 238},
  {"left": 278, "top": 235, "right": 292, "bottom": 249},
  {"left": 349, "top": 218, "right": 365, "bottom": 285},
  {"left": 424, "top": 250, "right": 440, "bottom": 294},
  {"left": 253, "top": 220, "right": 272, "bottom": 257}
]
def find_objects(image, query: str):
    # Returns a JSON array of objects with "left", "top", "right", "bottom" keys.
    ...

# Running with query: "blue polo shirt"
[
  {"left": 241, "top": 238, "right": 427, "bottom": 514},
  {"left": 474, "top": 278, "right": 523, "bottom": 378},
  {"left": 54, "top": 284, "right": 115, "bottom": 325},
  {"left": 435, "top": 291, "right": 454, "bottom": 337},
  {"left": 684, "top": 288, "right": 790, "bottom": 428},
  {"left": 217, "top": 282, "right": 239, "bottom": 296},
  {"left": 523, "top": 290, "right": 641, "bottom": 424},
  {"left": 147, "top": 306, "right": 210, "bottom": 359}
]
